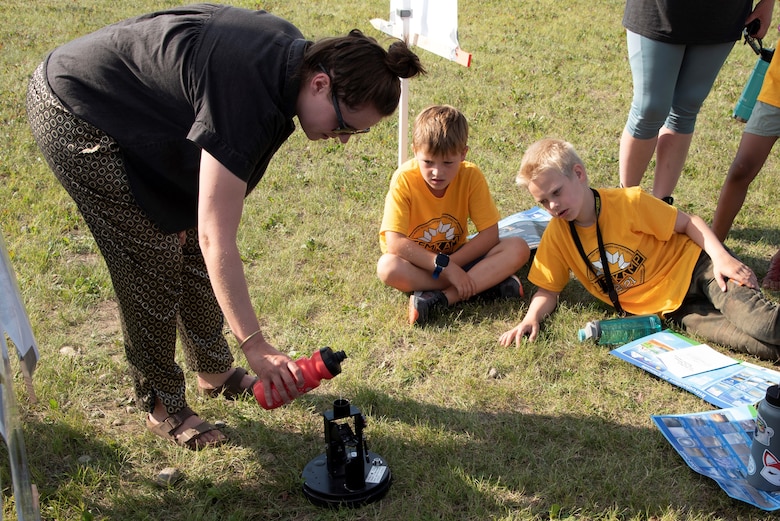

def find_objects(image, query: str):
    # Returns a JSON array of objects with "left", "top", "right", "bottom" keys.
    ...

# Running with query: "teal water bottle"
[
  {"left": 734, "top": 55, "right": 772, "bottom": 123},
  {"left": 577, "top": 314, "right": 662, "bottom": 345},
  {"left": 734, "top": 26, "right": 774, "bottom": 123},
  {"left": 747, "top": 385, "right": 780, "bottom": 491}
]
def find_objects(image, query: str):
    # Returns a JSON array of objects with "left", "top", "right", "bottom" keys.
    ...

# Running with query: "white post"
[
  {"left": 371, "top": 0, "right": 471, "bottom": 168},
  {"left": 397, "top": 5, "right": 412, "bottom": 167}
]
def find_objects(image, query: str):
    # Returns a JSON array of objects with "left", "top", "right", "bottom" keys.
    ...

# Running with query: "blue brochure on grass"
[
  {"left": 489, "top": 206, "right": 552, "bottom": 249},
  {"left": 652, "top": 405, "right": 780, "bottom": 511},
  {"left": 610, "top": 330, "right": 780, "bottom": 409}
]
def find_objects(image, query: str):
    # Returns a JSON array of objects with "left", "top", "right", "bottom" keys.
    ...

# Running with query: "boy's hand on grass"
[{"left": 499, "top": 321, "right": 536, "bottom": 346}]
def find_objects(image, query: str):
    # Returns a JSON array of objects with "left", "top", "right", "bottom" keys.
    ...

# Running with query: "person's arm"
[
  {"left": 449, "top": 223, "right": 499, "bottom": 267},
  {"left": 499, "top": 287, "right": 559, "bottom": 346},
  {"left": 746, "top": 0, "right": 774, "bottom": 39},
  {"left": 674, "top": 210, "right": 758, "bottom": 291},
  {"left": 385, "top": 231, "right": 438, "bottom": 271},
  {"left": 384, "top": 230, "right": 479, "bottom": 300},
  {"left": 197, "top": 150, "right": 303, "bottom": 406}
]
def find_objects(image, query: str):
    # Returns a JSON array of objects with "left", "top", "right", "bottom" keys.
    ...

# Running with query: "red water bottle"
[{"left": 253, "top": 346, "right": 347, "bottom": 409}]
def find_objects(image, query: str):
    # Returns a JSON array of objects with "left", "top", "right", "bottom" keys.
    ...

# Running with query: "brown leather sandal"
[
  {"left": 199, "top": 367, "right": 258, "bottom": 400},
  {"left": 146, "top": 407, "right": 227, "bottom": 450}
]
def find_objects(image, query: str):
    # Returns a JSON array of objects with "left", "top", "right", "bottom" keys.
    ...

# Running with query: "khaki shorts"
[{"left": 744, "top": 100, "right": 780, "bottom": 137}]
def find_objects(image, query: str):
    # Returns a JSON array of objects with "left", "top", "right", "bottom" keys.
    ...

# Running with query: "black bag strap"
[{"left": 568, "top": 189, "right": 625, "bottom": 316}]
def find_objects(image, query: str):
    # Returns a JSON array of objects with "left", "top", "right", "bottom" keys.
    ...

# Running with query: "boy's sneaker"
[
  {"left": 408, "top": 290, "right": 448, "bottom": 326},
  {"left": 498, "top": 275, "right": 524, "bottom": 299},
  {"left": 478, "top": 275, "right": 524, "bottom": 301}
]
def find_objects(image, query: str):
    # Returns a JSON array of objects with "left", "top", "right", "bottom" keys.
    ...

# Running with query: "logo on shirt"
[
  {"left": 588, "top": 244, "right": 646, "bottom": 293},
  {"left": 411, "top": 215, "right": 463, "bottom": 253}
]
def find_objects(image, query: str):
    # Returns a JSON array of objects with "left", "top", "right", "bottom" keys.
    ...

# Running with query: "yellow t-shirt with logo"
[
  {"left": 529, "top": 187, "right": 701, "bottom": 316},
  {"left": 379, "top": 158, "right": 500, "bottom": 254},
  {"left": 757, "top": 38, "right": 780, "bottom": 108}
]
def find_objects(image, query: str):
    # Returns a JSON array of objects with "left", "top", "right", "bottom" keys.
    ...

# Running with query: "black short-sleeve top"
[
  {"left": 623, "top": 0, "right": 751, "bottom": 45},
  {"left": 46, "top": 3, "right": 308, "bottom": 232}
]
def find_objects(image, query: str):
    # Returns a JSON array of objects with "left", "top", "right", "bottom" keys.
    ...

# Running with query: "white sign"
[
  {"left": 371, "top": 0, "right": 471, "bottom": 67},
  {"left": 371, "top": 0, "right": 472, "bottom": 166}
]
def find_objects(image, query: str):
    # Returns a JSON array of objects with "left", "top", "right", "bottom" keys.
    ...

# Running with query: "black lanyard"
[{"left": 568, "top": 189, "right": 625, "bottom": 316}]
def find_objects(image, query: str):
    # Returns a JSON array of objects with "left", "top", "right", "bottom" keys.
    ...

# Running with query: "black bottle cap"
[
  {"left": 765, "top": 385, "right": 780, "bottom": 406},
  {"left": 319, "top": 346, "right": 347, "bottom": 376}
]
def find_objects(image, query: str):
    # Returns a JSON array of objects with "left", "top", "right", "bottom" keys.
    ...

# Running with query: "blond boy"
[{"left": 499, "top": 138, "right": 780, "bottom": 361}]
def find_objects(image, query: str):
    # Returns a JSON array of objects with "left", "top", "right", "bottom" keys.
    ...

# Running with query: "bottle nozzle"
[
  {"left": 578, "top": 321, "right": 598, "bottom": 342},
  {"left": 766, "top": 385, "right": 780, "bottom": 406},
  {"left": 319, "top": 346, "right": 347, "bottom": 376}
]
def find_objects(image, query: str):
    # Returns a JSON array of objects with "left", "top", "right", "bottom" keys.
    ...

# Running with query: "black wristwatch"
[{"left": 432, "top": 253, "right": 450, "bottom": 279}]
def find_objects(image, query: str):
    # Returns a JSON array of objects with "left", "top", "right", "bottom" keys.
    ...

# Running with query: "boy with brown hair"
[
  {"left": 377, "top": 105, "right": 530, "bottom": 325},
  {"left": 499, "top": 138, "right": 780, "bottom": 361}
]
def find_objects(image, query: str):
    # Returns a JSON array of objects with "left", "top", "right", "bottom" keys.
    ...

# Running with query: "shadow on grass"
[
  {"left": 2, "top": 390, "right": 763, "bottom": 520},
  {"left": 336, "top": 390, "right": 760, "bottom": 520},
  {"left": 728, "top": 227, "right": 780, "bottom": 272}
]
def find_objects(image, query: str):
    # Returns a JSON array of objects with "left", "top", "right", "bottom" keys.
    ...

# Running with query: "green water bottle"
[{"left": 577, "top": 314, "right": 662, "bottom": 345}]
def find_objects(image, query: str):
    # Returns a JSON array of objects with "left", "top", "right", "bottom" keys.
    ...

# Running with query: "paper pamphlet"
[
  {"left": 610, "top": 330, "right": 780, "bottom": 410},
  {"left": 468, "top": 206, "right": 552, "bottom": 249},
  {"left": 496, "top": 207, "right": 551, "bottom": 249},
  {"left": 656, "top": 343, "right": 737, "bottom": 378},
  {"left": 652, "top": 405, "right": 780, "bottom": 510}
]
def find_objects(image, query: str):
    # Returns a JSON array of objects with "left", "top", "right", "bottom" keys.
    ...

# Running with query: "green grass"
[{"left": 2, "top": 0, "right": 780, "bottom": 519}]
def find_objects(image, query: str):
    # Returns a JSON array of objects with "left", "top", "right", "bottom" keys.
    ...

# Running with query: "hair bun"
[{"left": 386, "top": 40, "right": 426, "bottom": 79}]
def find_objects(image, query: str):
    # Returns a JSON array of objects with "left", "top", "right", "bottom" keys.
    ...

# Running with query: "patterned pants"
[{"left": 26, "top": 62, "right": 234, "bottom": 415}]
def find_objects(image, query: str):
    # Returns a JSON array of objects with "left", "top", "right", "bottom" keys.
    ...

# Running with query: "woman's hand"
[{"left": 241, "top": 333, "right": 304, "bottom": 407}]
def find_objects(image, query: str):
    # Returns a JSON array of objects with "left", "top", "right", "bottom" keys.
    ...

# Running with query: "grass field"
[{"left": 2, "top": 0, "right": 780, "bottom": 519}]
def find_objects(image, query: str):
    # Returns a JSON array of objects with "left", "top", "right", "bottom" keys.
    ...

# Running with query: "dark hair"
[{"left": 303, "top": 29, "right": 426, "bottom": 116}]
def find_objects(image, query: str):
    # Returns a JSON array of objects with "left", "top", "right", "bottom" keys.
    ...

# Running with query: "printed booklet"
[
  {"left": 652, "top": 405, "right": 780, "bottom": 510},
  {"left": 495, "top": 207, "right": 552, "bottom": 249},
  {"left": 610, "top": 330, "right": 780, "bottom": 410}
]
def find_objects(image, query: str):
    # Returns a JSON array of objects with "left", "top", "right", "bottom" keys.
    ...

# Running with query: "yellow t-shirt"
[
  {"left": 529, "top": 187, "right": 701, "bottom": 316},
  {"left": 757, "top": 38, "right": 780, "bottom": 108},
  {"left": 379, "top": 158, "right": 500, "bottom": 254}
]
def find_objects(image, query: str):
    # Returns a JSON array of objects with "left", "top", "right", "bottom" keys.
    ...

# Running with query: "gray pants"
[
  {"left": 668, "top": 251, "right": 780, "bottom": 361},
  {"left": 26, "top": 62, "right": 234, "bottom": 414}
]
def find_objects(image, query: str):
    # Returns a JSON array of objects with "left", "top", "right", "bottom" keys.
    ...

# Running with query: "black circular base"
[{"left": 302, "top": 451, "right": 392, "bottom": 508}]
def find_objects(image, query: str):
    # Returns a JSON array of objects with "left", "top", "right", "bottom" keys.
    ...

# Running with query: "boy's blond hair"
[
  {"left": 412, "top": 105, "right": 468, "bottom": 157},
  {"left": 516, "top": 138, "right": 584, "bottom": 188}
]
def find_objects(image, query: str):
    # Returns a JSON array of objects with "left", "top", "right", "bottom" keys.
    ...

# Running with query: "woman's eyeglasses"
[{"left": 318, "top": 64, "right": 370, "bottom": 135}]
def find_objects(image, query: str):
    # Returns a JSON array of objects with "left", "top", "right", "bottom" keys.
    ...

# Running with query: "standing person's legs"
[
  {"left": 27, "top": 63, "right": 226, "bottom": 447},
  {"left": 711, "top": 132, "right": 776, "bottom": 240},
  {"left": 620, "top": 32, "right": 682, "bottom": 188},
  {"left": 711, "top": 100, "right": 780, "bottom": 241},
  {"left": 651, "top": 128, "right": 692, "bottom": 200},
  {"left": 176, "top": 229, "right": 256, "bottom": 396},
  {"left": 653, "top": 41, "right": 734, "bottom": 200}
]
